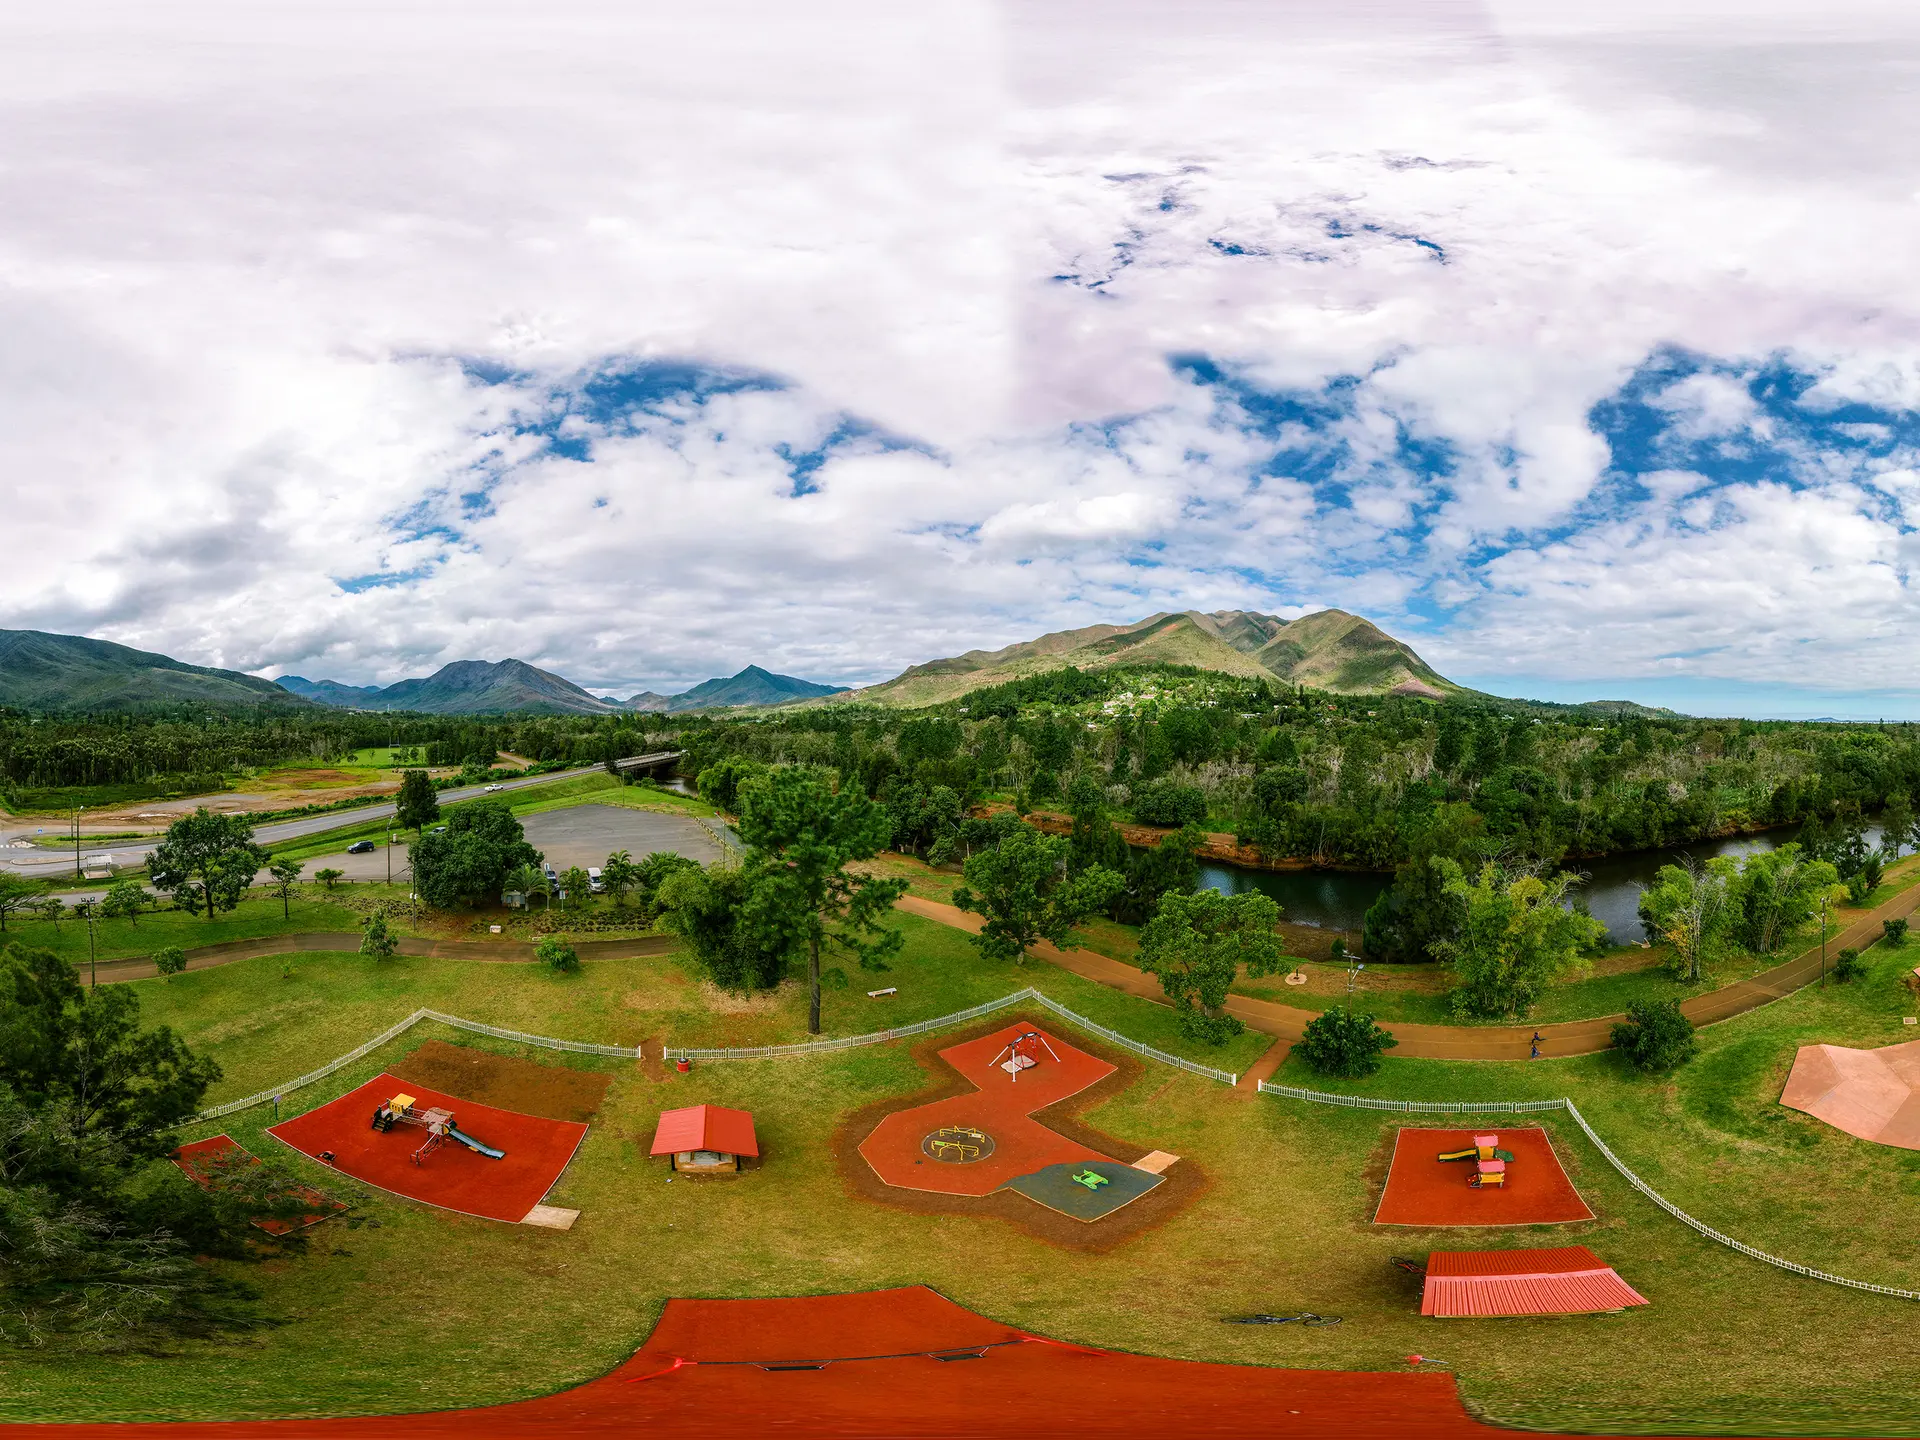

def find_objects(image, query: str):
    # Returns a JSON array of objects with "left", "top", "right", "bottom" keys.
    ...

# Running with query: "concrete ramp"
[{"left": 1780, "top": 1039, "right": 1920, "bottom": 1151}]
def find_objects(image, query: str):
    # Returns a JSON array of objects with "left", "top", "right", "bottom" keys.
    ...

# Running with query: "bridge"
[{"left": 611, "top": 750, "right": 684, "bottom": 775}]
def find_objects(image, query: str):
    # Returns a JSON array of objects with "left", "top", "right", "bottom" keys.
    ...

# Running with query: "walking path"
[
  {"left": 80, "top": 884, "right": 1920, "bottom": 1059},
  {"left": 896, "top": 884, "right": 1920, "bottom": 1061}
]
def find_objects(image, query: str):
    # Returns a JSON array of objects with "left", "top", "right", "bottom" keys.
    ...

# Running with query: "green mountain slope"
[
  {"left": 644, "top": 665, "right": 844, "bottom": 713},
  {"left": 848, "top": 608, "right": 1459, "bottom": 706},
  {"left": 0, "top": 629, "right": 309, "bottom": 712}
]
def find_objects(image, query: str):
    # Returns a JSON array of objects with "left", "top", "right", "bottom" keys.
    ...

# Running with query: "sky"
[{"left": 4, "top": 0, "right": 1920, "bottom": 716}]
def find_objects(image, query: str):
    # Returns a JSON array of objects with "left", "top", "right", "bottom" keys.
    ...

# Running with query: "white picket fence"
[
  {"left": 662, "top": 985, "right": 1239, "bottom": 1087},
  {"left": 1257, "top": 1079, "right": 1920, "bottom": 1303}
]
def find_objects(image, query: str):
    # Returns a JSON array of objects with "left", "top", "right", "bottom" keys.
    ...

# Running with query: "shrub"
[
  {"left": 151, "top": 945, "right": 187, "bottom": 981},
  {"left": 358, "top": 913, "right": 399, "bottom": 962},
  {"left": 315, "top": 867, "right": 344, "bottom": 890},
  {"left": 1609, "top": 999, "right": 1698, "bottom": 1073},
  {"left": 1883, "top": 917, "right": 1908, "bottom": 948},
  {"left": 1833, "top": 946, "right": 1867, "bottom": 982},
  {"left": 1293, "top": 1005, "right": 1398, "bottom": 1079},
  {"left": 536, "top": 935, "right": 581, "bottom": 975},
  {"left": 1131, "top": 780, "right": 1209, "bottom": 829}
]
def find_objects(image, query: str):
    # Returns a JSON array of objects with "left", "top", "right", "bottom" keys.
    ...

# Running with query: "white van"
[{"left": 587, "top": 866, "right": 604, "bottom": 894}]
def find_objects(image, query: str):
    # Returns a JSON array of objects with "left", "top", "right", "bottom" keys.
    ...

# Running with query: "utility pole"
[
  {"left": 71, "top": 805, "right": 81, "bottom": 881},
  {"left": 1820, "top": 894, "right": 1830, "bottom": 988}
]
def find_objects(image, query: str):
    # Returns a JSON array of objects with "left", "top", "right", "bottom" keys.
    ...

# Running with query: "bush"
[
  {"left": 1293, "top": 1005, "right": 1398, "bottom": 1079},
  {"left": 536, "top": 935, "right": 580, "bottom": 975},
  {"left": 1131, "top": 780, "right": 1208, "bottom": 829},
  {"left": 358, "top": 913, "right": 398, "bottom": 962},
  {"left": 151, "top": 945, "right": 186, "bottom": 981},
  {"left": 1833, "top": 945, "right": 1867, "bottom": 982},
  {"left": 1609, "top": 999, "right": 1698, "bottom": 1073},
  {"left": 1883, "top": 917, "right": 1908, "bottom": 947}
]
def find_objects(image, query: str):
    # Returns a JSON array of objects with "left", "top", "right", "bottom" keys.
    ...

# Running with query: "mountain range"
[
  {"left": 845, "top": 608, "right": 1457, "bottom": 707},
  {"left": 277, "top": 660, "right": 845, "bottom": 715},
  {"left": 0, "top": 629, "right": 306, "bottom": 712}
]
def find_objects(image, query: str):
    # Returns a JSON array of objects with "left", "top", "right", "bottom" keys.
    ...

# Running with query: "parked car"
[
  {"left": 587, "top": 866, "right": 604, "bottom": 894},
  {"left": 346, "top": 840, "right": 376, "bottom": 855},
  {"left": 430, "top": 824, "right": 448, "bottom": 834}
]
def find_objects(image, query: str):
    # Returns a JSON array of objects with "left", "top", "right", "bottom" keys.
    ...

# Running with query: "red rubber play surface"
[
  {"left": 0, "top": 1286, "right": 1805, "bottom": 1438},
  {"left": 267, "top": 1073, "right": 588, "bottom": 1224},
  {"left": 172, "top": 1135, "right": 342, "bottom": 1235},
  {"left": 858, "top": 1021, "right": 1116, "bottom": 1195},
  {"left": 1374, "top": 1127, "right": 1594, "bottom": 1227}
]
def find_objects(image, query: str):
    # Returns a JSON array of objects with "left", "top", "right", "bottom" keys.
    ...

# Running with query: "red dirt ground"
[
  {"left": 857, "top": 1021, "right": 1116, "bottom": 1196},
  {"left": 0, "top": 1286, "right": 1815, "bottom": 1439},
  {"left": 267, "top": 1074, "right": 588, "bottom": 1224},
  {"left": 1374, "top": 1127, "right": 1595, "bottom": 1228},
  {"left": 171, "top": 1135, "right": 341, "bottom": 1235}
]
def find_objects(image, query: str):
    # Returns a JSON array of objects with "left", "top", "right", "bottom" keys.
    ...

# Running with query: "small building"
[
  {"left": 1421, "top": 1246, "right": 1648, "bottom": 1318},
  {"left": 650, "top": 1104, "right": 759, "bottom": 1173}
]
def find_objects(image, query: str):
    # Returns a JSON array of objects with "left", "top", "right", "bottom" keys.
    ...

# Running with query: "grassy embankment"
[
  {"left": 865, "top": 850, "right": 1920, "bottom": 1028},
  {"left": 3, "top": 913, "right": 1918, "bottom": 1435}
]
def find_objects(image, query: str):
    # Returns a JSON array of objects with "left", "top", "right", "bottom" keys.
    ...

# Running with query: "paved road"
[{"left": 0, "top": 766, "right": 608, "bottom": 880}]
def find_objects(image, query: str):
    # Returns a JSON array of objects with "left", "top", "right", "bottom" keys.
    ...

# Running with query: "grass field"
[
  {"left": 3, "top": 891, "right": 367, "bottom": 965},
  {"left": 2, "top": 905, "right": 1917, "bottom": 1433}
]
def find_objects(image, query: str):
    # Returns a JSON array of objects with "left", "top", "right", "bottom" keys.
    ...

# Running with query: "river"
[{"left": 1199, "top": 825, "right": 1887, "bottom": 946}]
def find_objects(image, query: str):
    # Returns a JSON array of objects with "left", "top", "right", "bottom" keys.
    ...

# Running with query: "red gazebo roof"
[
  {"left": 1421, "top": 1246, "right": 1648, "bottom": 1318},
  {"left": 650, "top": 1104, "right": 759, "bottom": 1157}
]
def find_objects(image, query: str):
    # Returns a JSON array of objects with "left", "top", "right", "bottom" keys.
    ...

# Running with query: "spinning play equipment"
[{"left": 371, "top": 1092, "right": 507, "bottom": 1166}]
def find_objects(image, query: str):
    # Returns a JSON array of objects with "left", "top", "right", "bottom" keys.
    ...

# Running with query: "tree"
[
  {"left": 395, "top": 768, "right": 441, "bottom": 836},
  {"left": 266, "top": 857, "right": 304, "bottom": 920},
  {"left": 147, "top": 808, "right": 267, "bottom": 923},
  {"left": 0, "top": 872, "right": 41, "bottom": 932},
  {"left": 0, "top": 940, "right": 329, "bottom": 1350},
  {"left": 1880, "top": 794, "right": 1915, "bottom": 860},
  {"left": 1884, "top": 917, "right": 1908, "bottom": 947},
  {"left": 1135, "top": 889, "right": 1286, "bottom": 1043},
  {"left": 952, "top": 825, "right": 1123, "bottom": 968},
  {"left": 358, "top": 913, "right": 398, "bottom": 962},
  {"left": 505, "top": 862, "right": 548, "bottom": 910},
  {"left": 1131, "top": 780, "right": 1208, "bottom": 829},
  {"left": 1833, "top": 945, "right": 1868, "bottom": 983},
  {"left": 1440, "top": 862, "right": 1605, "bottom": 1019},
  {"left": 733, "top": 767, "right": 909, "bottom": 1034},
  {"left": 601, "top": 849, "right": 640, "bottom": 907},
  {"left": 151, "top": 945, "right": 187, "bottom": 981},
  {"left": 314, "top": 867, "right": 345, "bottom": 890},
  {"left": 561, "top": 865, "right": 593, "bottom": 909},
  {"left": 1360, "top": 803, "right": 1483, "bottom": 964},
  {"left": 1730, "top": 845, "right": 1841, "bottom": 955},
  {"left": 411, "top": 799, "right": 540, "bottom": 910},
  {"left": 1636, "top": 855, "right": 1737, "bottom": 984},
  {"left": 1609, "top": 999, "right": 1698, "bottom": 1073},
  {"left": 656, "top": 863, "right": 792, "bottom": 992},
  {"left": 1118, "top": 823, "right": 1206, "bottom": 924},
  {"left": 99, "top": 878, "right": 148, "bottom": 927},
  {"left": 535, "top": 935, "right": 580, "bottom": 974},
  {"left": 1294, "top": 1005, "right": 1399, "bottom": 1078}
]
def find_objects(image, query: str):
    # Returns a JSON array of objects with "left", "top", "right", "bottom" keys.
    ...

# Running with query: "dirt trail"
[{"left": 895, "top": 887, "right": 1920, "bottom": 1061}]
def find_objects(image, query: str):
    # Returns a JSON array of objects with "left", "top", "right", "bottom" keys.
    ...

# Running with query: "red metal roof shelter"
[
  {"left": 650, "top": 1105, "right": 759, "bottom": 1159},
  {"left": 1421, "top": 1246, "right": 1648, "bottom": 1318}
]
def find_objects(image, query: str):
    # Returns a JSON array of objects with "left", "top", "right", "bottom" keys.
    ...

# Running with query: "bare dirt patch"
[
  {"left": 698, "top": 979, "right": 800, "bottom": 1015},
  {"left": 391, "top": 1039, "right": 613, "bottom": 1123},
  {"left": 830, "top": 1017, "right": 1207, "bottom": 1253}
]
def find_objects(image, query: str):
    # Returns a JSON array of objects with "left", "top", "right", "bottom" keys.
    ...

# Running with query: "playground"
[
  {"left": 11, "top": 909, "right": 1920, "bottom": 1437},
  {"left": 843, "top": 1017, "right": 1199, "bottom": 1245},
  {"left": 1373, "top": 1128, "right": 1594, "bottom": 1228},
  {"left": 268, "top": 1073, "right": 590, "bottom": 1224}
]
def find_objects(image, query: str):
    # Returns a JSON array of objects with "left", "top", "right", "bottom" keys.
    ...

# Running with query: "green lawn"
[
  {"left": 4, "top": 915, "right": 1918, "bottom": 1433},
  {"left": 5, "top": 891, "right": 366, "bottom": 966}
]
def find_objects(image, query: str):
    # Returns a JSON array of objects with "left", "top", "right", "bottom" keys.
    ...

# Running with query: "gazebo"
[{"left": 650, "top": 1104, "right": 759, "bottom": 1173}]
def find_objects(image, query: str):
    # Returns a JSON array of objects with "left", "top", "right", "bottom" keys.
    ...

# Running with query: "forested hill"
[
  {"left": 0, "top": 630, "right": 306, "bottom": 713},
  {"left": 676, "top": 664, "right": 1920, "bottom": 869},
  {"left": 847, "top": 608, "right": 1459, "bottom": 707}
]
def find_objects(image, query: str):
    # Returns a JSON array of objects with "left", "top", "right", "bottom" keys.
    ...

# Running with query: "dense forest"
[{"left": 8, "top": 665, "right": 1919, "bottom": 877}]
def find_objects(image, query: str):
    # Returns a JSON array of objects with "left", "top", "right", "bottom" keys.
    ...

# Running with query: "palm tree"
[{"left": 506, "top": 863, "right": 550, "bottom": 912}]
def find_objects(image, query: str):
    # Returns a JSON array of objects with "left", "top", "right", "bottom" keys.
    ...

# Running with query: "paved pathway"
[{"left": 895, "top": 884, "right": 1920, "bottom": 1062}]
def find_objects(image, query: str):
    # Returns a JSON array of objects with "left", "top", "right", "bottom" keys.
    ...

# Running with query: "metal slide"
[{"left": 447, "top": 1126, "right": 506, "bottom": 1159}]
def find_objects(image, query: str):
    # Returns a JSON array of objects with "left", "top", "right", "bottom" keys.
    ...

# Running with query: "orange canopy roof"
[
  {"left": 1422, "top": 1246, "right": 1648, "bottom": 1318},
  {"left": 650, "top": 1104, "right": 759, "bottom": 1157}
]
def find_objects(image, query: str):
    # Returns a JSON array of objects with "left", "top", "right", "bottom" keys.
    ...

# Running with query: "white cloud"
[{"left": 2, "top": 1, "right": 1920, "bottom": 705}]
